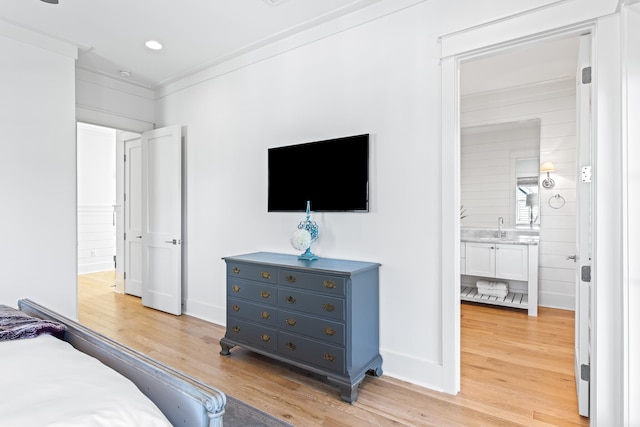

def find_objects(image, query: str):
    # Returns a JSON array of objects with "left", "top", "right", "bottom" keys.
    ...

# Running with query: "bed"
[{"left": 0, "top": 299, "right": 226, "bottom": 426}]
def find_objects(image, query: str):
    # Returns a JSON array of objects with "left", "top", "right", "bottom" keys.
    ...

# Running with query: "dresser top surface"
[{"left": 223, "top": 252, "right": 380, "bottom": 275}]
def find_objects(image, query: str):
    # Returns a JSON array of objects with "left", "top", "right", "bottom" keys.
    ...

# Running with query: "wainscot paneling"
[{"left": 78, "top": 205, "right": 115, "bottom": 274}]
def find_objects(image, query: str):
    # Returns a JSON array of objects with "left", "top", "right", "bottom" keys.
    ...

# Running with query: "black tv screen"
[{"left": 268, "top": 134, "right": 369, "bottom": 212}]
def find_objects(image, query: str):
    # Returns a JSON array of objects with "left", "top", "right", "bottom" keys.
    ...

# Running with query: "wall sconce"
[{"left": 540, "top": 161, "right": 556, "bottom": 189}]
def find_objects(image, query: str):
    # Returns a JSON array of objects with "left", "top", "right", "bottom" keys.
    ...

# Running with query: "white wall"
[
  {"left": 156, "top": 2, "right": 445, "bottom": 388},
  {"left": 77, "top": 123, "right": 116, "bottom": 274},
  {"left": 0, "top": 28, "right": 77, "bottom": 317},
  {"left": 623, "top": 3, "right": 639, "bottom": 425},
  {"left": 461, "top": 79, "right": 578, "bottom": 310}
]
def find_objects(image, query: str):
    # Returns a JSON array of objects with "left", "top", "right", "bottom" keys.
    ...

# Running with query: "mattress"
[{"left": 0, "top": 334, "right": 172, "bottom": 426}]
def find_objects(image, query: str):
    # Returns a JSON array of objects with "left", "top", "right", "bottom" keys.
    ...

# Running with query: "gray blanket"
[{"left": 0, "top": 305, "right": 66, "bottom": 341}]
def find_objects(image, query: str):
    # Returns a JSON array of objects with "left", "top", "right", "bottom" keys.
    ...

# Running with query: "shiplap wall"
[
  {"left": 461, "top": 120, "right": 541, "bottom": 227},
  {"left": 461, "top": 78, "right": 578, "bottom": 310}
]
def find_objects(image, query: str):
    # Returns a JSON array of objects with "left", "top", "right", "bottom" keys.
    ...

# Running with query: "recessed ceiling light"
[
  {"left": 41, "top": 0, "right": 59, "bottom": 4},
  {"left": 119, "top": 70, "right": 132, "bottom": 78},
  {"left": 145, "top": 40, "right": 163, "bottom": 51}
]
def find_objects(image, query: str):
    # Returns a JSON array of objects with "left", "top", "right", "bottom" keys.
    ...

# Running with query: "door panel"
[
  {"left": 141, "top": 125, "right": 182, "bottom": 315},
  {"left": 125, "top": 137, "right": 143, "bottom": 297}
]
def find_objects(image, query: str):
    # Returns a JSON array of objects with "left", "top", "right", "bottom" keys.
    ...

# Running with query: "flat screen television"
[{"left": 268, "top": 134, "right": 369, "bottom": 212}]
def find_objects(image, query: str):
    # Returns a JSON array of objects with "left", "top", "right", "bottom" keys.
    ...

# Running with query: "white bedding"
[{"left": 0, "top": 334, "right": 172, "bottom": 426}]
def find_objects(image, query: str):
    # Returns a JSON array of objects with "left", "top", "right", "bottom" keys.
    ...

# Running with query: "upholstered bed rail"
[{"left": 17, "top": 299, "right": 226, "bottom": 427}]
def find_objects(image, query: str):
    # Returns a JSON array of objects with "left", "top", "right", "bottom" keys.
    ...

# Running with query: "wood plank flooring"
[{"left": 78, "top": 271, "right": 589, "bottom": 426}]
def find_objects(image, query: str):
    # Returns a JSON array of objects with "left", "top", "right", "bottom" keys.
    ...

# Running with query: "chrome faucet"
[{"left": 497, "top": 217, "right": 504, "bottom": 239}]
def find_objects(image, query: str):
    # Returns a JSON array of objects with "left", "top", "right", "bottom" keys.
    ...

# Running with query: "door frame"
[{"left": 440, "top": 16, "right": 626, "bottom": 424}]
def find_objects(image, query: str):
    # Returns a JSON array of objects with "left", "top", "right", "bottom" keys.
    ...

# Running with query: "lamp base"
[
  {"left": 298, "top": 247, "right": 318, "bottom": 261},
  {"left": 542, "top": 177, "right": 555, "bottom": 189}
]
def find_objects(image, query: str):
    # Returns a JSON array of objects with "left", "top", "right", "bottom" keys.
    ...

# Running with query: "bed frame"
[{"left": 17, "top": 299, "right": 226, "bottom": 427}]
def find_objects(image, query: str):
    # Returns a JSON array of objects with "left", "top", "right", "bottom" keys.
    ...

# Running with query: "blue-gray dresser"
[{"left": 220, "top": 252, "right": 382, "bottom": 403}]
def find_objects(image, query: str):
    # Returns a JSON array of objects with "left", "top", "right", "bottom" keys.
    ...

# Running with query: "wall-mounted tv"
[{"left": 268, "top": 134, "right": 369, "bottom": 212}]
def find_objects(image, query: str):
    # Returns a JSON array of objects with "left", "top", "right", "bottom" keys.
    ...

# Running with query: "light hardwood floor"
[{"left": 78, "top": 271, "right": 589, "bottom": 427}]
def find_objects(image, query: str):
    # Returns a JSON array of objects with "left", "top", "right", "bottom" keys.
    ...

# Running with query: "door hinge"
[
  {"left": 124, "top": 193, "right": 127, "bottom": 202},
  {"left": 582, "top": 66, "right": 592, "bottom": 84},
  {"left": 581, "top": 364, "right": 590, "bottom": 382},
  {"left": 124, "top": 232, "right": 126, "bottom": 241},
  {"left": 124, "top": 272, "right": 126, "bottom": 280},
  {"left": 124, "top": 154, "right": 127, "bottom": 162},
  {"left": 581, "top": 266, "right": 591, "bottom": 282},
  {"left": 581, "top": 166, "right": 592, "bottom": 183}
]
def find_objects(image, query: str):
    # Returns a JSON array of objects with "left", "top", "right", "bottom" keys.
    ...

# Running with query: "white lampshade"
[{"left": 540, "top": 161, "right": 556, "bottom": 172}]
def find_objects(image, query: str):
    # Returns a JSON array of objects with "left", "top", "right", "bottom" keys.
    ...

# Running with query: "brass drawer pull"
[
  {"left": 285, "top": 296, "right": 296, "bottom": 304},
  {"left": 232, "top": 304, "right": 240, "bottom": 312},
  {"left": 232, "top": 285, "right": 240, "bottom": 292},
  {"left": 323, "top": 327, "right": 336, "bottom": 336},
  {"left": 232, "top": 326, "right": 240, "bottom": 333},
  {"left": 261, "top": 272, "right": 271, "bottom": 279},
  {"left": 261, "top": 291, "right": 271, "bottom": 299},
  {"left": 261, "top": 334, "right": 271, "bottom": 343},
  {"left": 323, "top": 280, "right": 336, "bottom": 289},
  {"left": 285, "top": 318, "right": 297, "bottom": 326},
  {"left": 323, "top": 353, "right": 336, "bottom": 362},
  {"left": 323, "top": 303, "right": 335, "bottom": 312},
  {"left": 286, "top": 275, "right": 296, "bottom": 283},
  {"left": 260, "top": 311, "right": 271, "bottom": 320},
  {"left": 286, "top": 342, "right": 297, "bottom": 351},
  {"left": 232, "top": 267, "right": 240, "bottom": 274}
]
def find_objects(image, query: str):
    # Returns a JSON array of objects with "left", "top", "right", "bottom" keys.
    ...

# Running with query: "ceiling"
[
  {"left": 460, "top": 36, "right": 580, "bottom": 95},
  {"left": 0, "top": 0, "right": 382, "bottom": 89},
  {"left": 1, "top": 0, "right": 580, "bottom": 93}
]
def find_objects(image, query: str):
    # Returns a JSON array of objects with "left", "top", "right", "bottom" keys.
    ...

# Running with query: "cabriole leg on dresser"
[{"left": 219, "top": 338, "right": 235, "bottom": 356}]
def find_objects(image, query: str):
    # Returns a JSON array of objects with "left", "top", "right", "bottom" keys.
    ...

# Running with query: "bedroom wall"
[
  {"left": 623, "top": 3, "right": 640, "bottom": 424},
  {"left": 154, "top": 0, "right": 622, "bottom": 393},
  {"left": 156, "top": 1, "right": 444, "bottom": 388},
  {"left": 0, "top": 24, "right": 78, "bottom": 317}
]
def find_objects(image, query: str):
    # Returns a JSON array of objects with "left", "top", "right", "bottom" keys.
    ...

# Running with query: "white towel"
[
  {"left": 476, "top": 280, "right": 508, "bottom": 291},
  {"left": 476, "top": 288, "right": 508, "bottom": 298}
]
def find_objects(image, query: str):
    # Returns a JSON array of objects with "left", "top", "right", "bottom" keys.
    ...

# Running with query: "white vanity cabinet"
[
  {"left": 465, "top": 242, "right": 528, "bottom": 281},
  {"left": 462, "top": 240, "right": 538, "bottom": 316}
]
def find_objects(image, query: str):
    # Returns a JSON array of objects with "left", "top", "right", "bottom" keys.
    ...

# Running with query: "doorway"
[{"left": 454, "top": 31, "right": 592, "bottom": 417}]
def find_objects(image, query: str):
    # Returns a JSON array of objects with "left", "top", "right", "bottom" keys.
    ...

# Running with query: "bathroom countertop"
[{"left": 461, "top": 236, "right": 539, "bottom": 245}]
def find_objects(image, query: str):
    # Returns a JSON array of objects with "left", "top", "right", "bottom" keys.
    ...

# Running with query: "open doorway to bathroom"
[{"left": 457, "top": 32, "right": 591, "bottom": 419}]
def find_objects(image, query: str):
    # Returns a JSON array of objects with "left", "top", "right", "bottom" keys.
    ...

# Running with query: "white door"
[
  {"left": 124, "top": 135, "right": 143, "bottom": 297},
  {"left": 574, "top": 33, "right": 592, "bottom": 418},
  {"left": 141, "top": 125, "right": 182, "bottom": 315}
]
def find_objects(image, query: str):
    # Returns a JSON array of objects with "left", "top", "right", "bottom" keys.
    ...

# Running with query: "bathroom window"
[{"left": 516, "top": 176, "right": 539, "bottom": 226}]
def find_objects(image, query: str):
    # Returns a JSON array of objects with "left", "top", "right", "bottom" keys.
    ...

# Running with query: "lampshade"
[
  {"left": 525, "top": 193, "right": 538, "bottom": 207},
  {"left": 540, "top": 161, "right": 556, "bottom": 172}
]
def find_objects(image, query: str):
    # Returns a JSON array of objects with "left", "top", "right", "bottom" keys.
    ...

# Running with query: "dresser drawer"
[
  {"left": 279, "top": 309, "right": 345, "bottom": 346},
  {"left": 227, "top": 278, "right": 276, "bottom": 306},
  {"left": 226, "top": 317, "right": 277, "bottom": 352},
  {"left": 279, "top": 269, "right": 345, "bottom": 296},
  {"left": 278, "top": 332, "right": 345, "bottom": 374},
  {"left": 227, "top": 298, "right": 278, "bottom": 326},
  {"left": 227, "top": 262, "right": 278, "bottom": 284},
  {"left": 278, "top": 289, "right": 345, "bottom": 321}
]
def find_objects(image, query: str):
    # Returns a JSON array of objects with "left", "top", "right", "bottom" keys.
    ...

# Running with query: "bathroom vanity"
[{"left": 460, "top": 231, "right": 539, "bottom": 316}]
